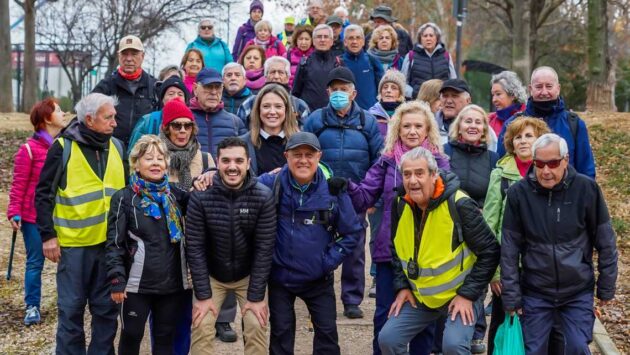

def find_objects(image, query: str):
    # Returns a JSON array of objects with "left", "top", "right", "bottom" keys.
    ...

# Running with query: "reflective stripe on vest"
[
  {"left": 393, "top": 190, "right": 476, "bottom": 309},
  {"left": 52, "top": 139, "right": 125, "bottom": 247}
]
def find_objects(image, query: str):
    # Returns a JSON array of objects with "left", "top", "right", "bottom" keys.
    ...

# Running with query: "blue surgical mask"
[{"left": 329, "top": 91, "right": 350, "bottom": 110}]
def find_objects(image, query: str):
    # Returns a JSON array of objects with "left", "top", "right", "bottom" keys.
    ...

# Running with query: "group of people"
[{"left": 6, "top": 1, "right": 619, "bottom": 355}]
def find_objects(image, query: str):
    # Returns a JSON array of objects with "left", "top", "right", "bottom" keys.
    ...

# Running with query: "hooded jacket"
[
  {"left": 501, "top": 165, "right": 618, "bottom": 310},
  {"left": 232, "top": 19, "right": 257, "bottom": 61},
  {"left": 288, "top": 47, "right": 314, "bottom": 88},
  {"left": 186, "top": 35, "right": 233, "bottom": 73},
  {"left": 496, "top": 97, "right": 596, "bottom": 179},
  {"left": 292, "top": 50, "right": 342, "bottom": 111},
  {"left": 189, "top": 98, "right": 247, "bottom": 157},
  {"left": 222, "top": 87, "right": 253, "bottom": 115}
]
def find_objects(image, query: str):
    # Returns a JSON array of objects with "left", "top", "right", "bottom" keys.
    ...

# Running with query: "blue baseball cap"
[{"left": 196, "top": 68, "right": 223, "bottom": 86}]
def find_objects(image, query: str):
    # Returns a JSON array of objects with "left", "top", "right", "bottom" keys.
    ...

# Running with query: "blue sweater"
[
  {"left": 340, "top": 50, "right": 384, "bottom": 110},
  {"left": 186, "top": 36, "right": 233, "bottom": 74}
]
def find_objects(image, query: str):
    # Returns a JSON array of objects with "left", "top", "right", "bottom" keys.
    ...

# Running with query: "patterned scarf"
[
  {"left": 130, "top": 173, "right": 183, "bottom": 243},
  {"left": 160, "top": 132, "right": 199, "bottom": 190},
  {"left": 254, "top": 37, "right": 270, "bottom": 50}
]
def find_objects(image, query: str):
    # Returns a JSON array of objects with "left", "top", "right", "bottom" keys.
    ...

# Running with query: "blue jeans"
[
  {"left": 22, "top": 222, "right": 44, "bottom": 308},
  {"left": 379, "top": 298, "right": 483, "bottom": 355}
]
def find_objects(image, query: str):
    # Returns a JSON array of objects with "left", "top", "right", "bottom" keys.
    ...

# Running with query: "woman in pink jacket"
[
  {"left": 7, "top": 97, "right": 65, "bottom": 325},
  {"left": 244, "top": 20, "right": 287, "bottom": 59}
]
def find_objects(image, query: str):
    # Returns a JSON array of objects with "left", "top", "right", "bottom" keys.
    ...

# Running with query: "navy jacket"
[
  {"left": 340, "top": 49, "right": 384, "bottom": 110},
  {"left": 190, "top": 100, "right": 247, "bottom": 158},
  {"left": 303, "top": 103, "right": 384, "bottom": 182},
  {"left": 258, "top": 166, "right": 363, "bottom": 289},
  {"left": 497, "top": 97, "right": 596, "bottom": 179}
]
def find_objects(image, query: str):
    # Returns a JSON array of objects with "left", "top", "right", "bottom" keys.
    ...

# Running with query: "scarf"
[
  {"left": 531, "top": 99, "right": 559, "bottom": 117},
  {"left": 117, "top": 67, "right": 143, "bottom": 81},
  {"left": 130, "top": 173, "right": 183, "bottom": 243},
  {"left": 246, "top": 68, "right": 266, "bottom": 91},
  {"left": 380, "top": 101, "right": 401, "bottom": 114},
  {"left": 515, "top": 156, "right": 532, "bottom": 178},
  {"left": 368, "top": 48, "right": 398, "bottom": 66},
  {"left": 35, "top": 129, "right": 54, "bottom": 146},
  {"left": 254, "top": 37, "right": 269, "bottom": 50},
  {"left": 496, "top": 103, "right": 523, "bottom": 121},
  {"left": 202, "top": 35, "right": 215, "bottom": 45},
  {"left": 77, "top": 122, "right": 111, "bottom": 149},
  {"left": 388, "top": 138, "right": 441, "bottom": 165},
  {"left": 160, "top": 132, "right": 199, "bottom": 190}
]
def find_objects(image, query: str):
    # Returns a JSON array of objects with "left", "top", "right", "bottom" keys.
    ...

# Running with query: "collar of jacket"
[
  {"left": 448, "top": 139, "right": 488, "bottom": 154},
  {"left": 211, "top": 170, "right": 257, "bottom": 195},
  {"left": 526, "top": 163, "right": 576, "bottom": 193}
]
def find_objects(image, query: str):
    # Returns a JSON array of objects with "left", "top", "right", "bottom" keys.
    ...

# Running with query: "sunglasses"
[
  {"left": 169, "top": 122, "right": 194, "bottom": 131},
  {"left": 533, "top": 158, "right": 564, "bottom": 169},
  {"left": 200, "top": 25, "right": 213, "bottom": 30}
]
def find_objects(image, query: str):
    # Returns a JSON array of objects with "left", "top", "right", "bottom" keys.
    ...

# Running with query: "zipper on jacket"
[
  {"left": 549, "top": 191, "right": 560, "bottom": 292},
  {"left": 229, "top": 197, "right": 235, "bottom": 280}
]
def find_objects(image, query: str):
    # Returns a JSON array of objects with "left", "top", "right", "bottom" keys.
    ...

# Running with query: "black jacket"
[
  {"left": 391, "top": 170, "right": 500, "bottom": 302},
  {"left": 185, "top": 173, "right": 276, "bottom": 302},
  {"left": 92, "top": 70, "right": 157, "bottom": 149},
  {"left": 35, "top": 119, "right": 128, "bottom": 242},
  {"left": 501, "top": 166, "right": 618, "bottom": 310},
  {"left": 106, "top": 184, "right": 190, "bottom": 294},
  {"left": 292, "top": 50, "right": 341, "bottom": 111}
]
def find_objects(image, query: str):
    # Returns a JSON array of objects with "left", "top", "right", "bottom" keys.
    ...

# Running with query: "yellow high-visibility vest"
[
  {"left": 393, "top": 190, "right": 477, "bottom": 309},
  {"left": 52, "top": 138, "right": 125, "bottom": 247}
]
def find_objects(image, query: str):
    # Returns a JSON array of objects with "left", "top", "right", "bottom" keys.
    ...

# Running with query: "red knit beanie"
[{"left": 162, "top": 98, "right": 193, "bottom": 128}]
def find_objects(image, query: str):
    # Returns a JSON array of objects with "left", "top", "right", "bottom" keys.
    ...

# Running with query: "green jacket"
[{"left": 482, "top": 155, "right": 522, "bottom": 282}]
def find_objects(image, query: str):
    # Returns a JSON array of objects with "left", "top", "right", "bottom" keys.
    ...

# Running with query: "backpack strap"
[
  {"left": 406, "top": 51, "right": 415, "bottom": 84},
  {"left": 567, "top": 111, "right": 579, "bottom": 145},
  {"left": 335, "top": 55, "right": 343, "bottom": 68},
  {"left": 110, "top": 137, "right": 124, "bottom": 158},
  {"left": 500, "top": 176, "right": 510, "bottom": 200},
  {"left": 272, "top": 174, "right": 282, "bottom": 207},
  {"left": 49, "top": 137, "right": 72, "bottom": 201},
  {"left": 201, "top": 151, "right": 210, "bottom": 171}
]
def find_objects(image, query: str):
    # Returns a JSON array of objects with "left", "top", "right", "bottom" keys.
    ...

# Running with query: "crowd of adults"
[{"left": 6, "top": 1, "right": 618, "bottom": 355}]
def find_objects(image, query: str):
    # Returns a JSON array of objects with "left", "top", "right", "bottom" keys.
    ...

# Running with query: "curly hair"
[
  {"left": 383, "top": 101, "right": 442, "bottom": 154},
  {"left": 369, "top": 25, "right": 398, "bottom": 51},
  {"left": 503, "top": 116, "right": 551, "bottom": 155},
  {"left": 491, "top": 71, "right": 528, "bottom": 104}
]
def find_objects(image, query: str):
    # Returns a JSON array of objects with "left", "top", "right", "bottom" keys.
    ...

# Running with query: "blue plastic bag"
[{"left": 493, "top": 314, "right": 525, "bottom": 355}]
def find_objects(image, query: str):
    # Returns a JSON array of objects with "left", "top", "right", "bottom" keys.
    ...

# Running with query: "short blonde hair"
[
  {"left": 383, "top": 101, "right": 442, "bottom": 154},
  {"left": 448, "top": 104, "right": 491, "bottom": 144},
  {"left": 417, "top": 79, "right": 443, "bottom": 104},
  {"left": 369, "top": 25, "right": 398, "bottom": 51},
  {"left": 255, "top": 20, "right": 273, "bottom": 34},
  {"left": 129, "top": 134, "right": 170, "bottom": 172}
]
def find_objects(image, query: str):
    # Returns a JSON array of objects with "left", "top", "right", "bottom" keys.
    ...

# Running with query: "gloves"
[{"left": 327, "top": 177, "right": 348, "bottom": 196}]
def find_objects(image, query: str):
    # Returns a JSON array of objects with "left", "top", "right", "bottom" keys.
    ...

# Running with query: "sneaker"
[
  {"left": 24, "top": 305, "right": 41, "bottom": 326},
  {"left": 368, "top": 278, "right": 376, "bottom": 298},
  {"left": 470, "top": 339, "right": 486, "bottom": 354},
  {"left": 343, "top": 304, "right": 364, "bottom": 319},
  {"left": 484, "top": 303, "right": 493, "bottom": 316},
  {"left": 215, "top": 322, "right": 237, "bottom": 342}
]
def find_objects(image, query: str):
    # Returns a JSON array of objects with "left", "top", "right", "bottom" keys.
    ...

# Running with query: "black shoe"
[
  {"left": 343, "top": 304, "right": 364, "bottom": 319},
  {"left": 215, "top": 322, "right": 237, "bottom": 342}
]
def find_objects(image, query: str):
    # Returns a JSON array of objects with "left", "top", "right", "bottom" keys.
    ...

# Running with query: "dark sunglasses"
[
  {"left": 169, "top": 122, "right": 194, "bottom": 131},
  {"left": 533, "top": 158, "right": 564, "bottom": 169},
  {"left": 200, "top": 25, "right": 213, "bottom": 30}
]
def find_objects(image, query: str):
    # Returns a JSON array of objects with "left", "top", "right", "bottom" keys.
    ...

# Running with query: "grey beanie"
[{"left": 378, "top": 70, "right": 407, "bottom": 100}]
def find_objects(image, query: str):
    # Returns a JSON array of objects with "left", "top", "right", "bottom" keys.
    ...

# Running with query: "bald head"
[{"left": 529, "top": 66, "right": 561, "bottom": 102}]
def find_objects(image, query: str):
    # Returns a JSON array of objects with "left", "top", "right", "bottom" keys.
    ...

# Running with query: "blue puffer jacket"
[
  {"left": 340, "top": 49, "right": 384, "bottom": 110},
  {"left": 258, "top": 165, "right": 363, "bottom": 288},
  {"left": 497, "top": 97, "right": 596, "bottom": 179},
  {"left": 303, "top": 103, "right": 384, "bottom": 182},
  {"left": 186, "top": 36, "right": 232, "bottom": 74},
  {"left": 190, "top": 99, "right": 247, "bottom": 158}
]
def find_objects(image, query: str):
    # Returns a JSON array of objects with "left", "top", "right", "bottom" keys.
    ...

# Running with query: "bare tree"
[
  {"left": 0, "top": 0, "right": 13, "bottom": 112},
  {"left": 14, "top": 0, "right": 37, "bottom": 112}
]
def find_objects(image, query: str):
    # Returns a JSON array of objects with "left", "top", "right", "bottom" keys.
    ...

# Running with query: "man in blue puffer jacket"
[
  {"left": 258, "top": 132, "right": 363, "bottom": 355},
  {"left": 303, "top": 67, "right": 384, "bottom": 319},
  {"left": 190, "top": 68, "right": 247, "bottom": 158},
  {"left": 497, "top": 66, "right": 596, "bottom": 179}
]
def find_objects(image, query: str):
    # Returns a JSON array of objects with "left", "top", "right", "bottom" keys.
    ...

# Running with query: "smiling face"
[
  {"left": 381, "top": 82, "right": 402, "bottom": 103},
  {"left": 513, "top": 125, "right": 537, "bottom": 161},
  {"left": 441, "top": 89, "right": 470, "bottom": 120},
  {"left": 243, "top": 49, "right": 263, "bottom": 70},
  {"left": 529, "top": 69, "right": 561, "bottom": 102},
  {"left": 259, "top": 92, "right": 286, "bottom": 135},
  {"left": 401, "top": 157, "right": 437, "bottom": 209},
  {"left": 399, "top": 113, "right": 429, "bottom": 149},
  {"left": 420, "top": 27, "right": 437, "bottom": 53},
  {"left": 136, "top": 146, "right": 167, "bottom": 183},
  {"left": 285, "top": 145, "right": 321, "bottom": 185},
  {"left": 217, "top": 146, "right": 250, "bottom": 189},
  {"left": 458, "top": 109, "right": 485, "bottom": 144},
  {"left": 534, "top": 142, "right": 568, "bottom": 189},
  {"left": 297, "top": 32, "right": 313, "bottom": 51},
  {"left": 166, "top": 118, "right": 194, "bottom": 147},
  {"left": 184, "top": 51, "right": 203, "bottom": 77},
  {"left": 491, "top": 83, "right": 514, "bottom": 110}
]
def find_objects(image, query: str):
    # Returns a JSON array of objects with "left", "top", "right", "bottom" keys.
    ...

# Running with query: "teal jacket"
[
  {"left": 186, "top": 36, "right": 232, "bottom": 74},
  {"left": 128, "top": 111, "right": 162, "bottom": 151}
]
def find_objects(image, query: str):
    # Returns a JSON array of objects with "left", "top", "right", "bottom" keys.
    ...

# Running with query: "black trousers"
[
  {"left": 118, "top": 291, "right": 186, "bottom": 355},
  {"left": 269, "top": 277, "right": 340, "bottom": 355}
]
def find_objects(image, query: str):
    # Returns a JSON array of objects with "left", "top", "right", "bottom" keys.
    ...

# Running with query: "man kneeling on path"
[
  {"left": 186, "top": 137, "right": 277, "bottom": 355},
  {"left": 257, "top": 132, "right": 364, "bottom": 355},
  {"left": 378, "top": 147, "right": 500, "bottom": 355}
]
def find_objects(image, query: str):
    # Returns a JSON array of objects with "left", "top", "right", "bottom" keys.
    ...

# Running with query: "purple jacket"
[
  {"left": 367, "top": 102, "right": 390, "bottom": 138},
  {"left": 348, "top": 152, "right": 450, "bottom": 262},
  {"left": 232, "top": 20, "right": 256, "bottom": 61}
]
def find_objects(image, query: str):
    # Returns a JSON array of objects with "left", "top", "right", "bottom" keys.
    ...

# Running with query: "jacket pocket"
[
  {"left": 555, "top": 244, "right": 593, "bottom": 292},
  {"left": 521, "top": 243, "right": 556, "bottom": 291}
]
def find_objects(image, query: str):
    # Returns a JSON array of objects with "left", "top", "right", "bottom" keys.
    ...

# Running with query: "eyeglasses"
[
  {"left": 315, "top": 35, "right": 331, "bottom": 40},
  {"left": 533, "top": 158, "right": 564, "bottom": 169},
  {"left": 169, "top": 122, "right": 194, "bottom": 131},
  {"left": 200, "top": 25, "right": 213, "bottom": 30}
]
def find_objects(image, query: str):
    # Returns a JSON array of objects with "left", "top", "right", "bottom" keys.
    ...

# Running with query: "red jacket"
[{"left": 7, "top": 134, "right": 52, "bottom": 223}]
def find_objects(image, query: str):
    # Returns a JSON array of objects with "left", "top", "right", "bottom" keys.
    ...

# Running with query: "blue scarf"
[{"left": 130, "top": 173, "right": 183, "bottom": 243}]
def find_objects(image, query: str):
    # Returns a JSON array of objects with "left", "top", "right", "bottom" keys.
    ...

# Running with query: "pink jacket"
[
  {"left": 288, "top": 47, "right": 314, "bottom": 88},
  {"left": 244, "top": 36, "right": 287, "bottom": 60},
  {"left": 7, "top": 133, "right": 53, "bottom": 223}
]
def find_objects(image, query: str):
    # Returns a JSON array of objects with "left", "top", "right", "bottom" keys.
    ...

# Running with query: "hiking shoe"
[
  {"left": 343, "top": 304, "right": 364, "bottom": 319},
  {"left": 215, "top": 322, "right": 237, "bottom": 342},
  {"left": 24, "top": 305, "right": 41, "bottom": 326},
  {"left": 368, "top": 278, "right": 376, "bottom": 298},
  {"left": 484, "top": 303, "right": 493, "bottom": 316},
  {"left": 471, "top": 339, "right": 486, "bottom": 354}
]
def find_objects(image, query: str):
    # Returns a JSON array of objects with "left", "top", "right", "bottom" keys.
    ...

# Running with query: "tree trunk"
[
  {"left": 22, "top": 0, "right": 37, "bottom": 112},
  {"left": 512, "top": 0, "right": 531, "bottom": 83},
  {"left": 0, "top": 0, "right": 13, "bottom": 112},
  {"left": 586, "top": 0, "right": 615, "bottom": 111}
]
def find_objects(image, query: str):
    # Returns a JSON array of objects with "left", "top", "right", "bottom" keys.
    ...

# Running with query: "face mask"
[{"left": 330, "top": 91, "right": 350, "bottom": 110}]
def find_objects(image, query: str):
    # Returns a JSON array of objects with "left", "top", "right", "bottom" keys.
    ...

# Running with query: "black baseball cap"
[
  {"left": 285, "top": 132, "right": 321, "bottom": 151},
  {"left": 440, "top": 79, "right": 470, "bottom": 94},
  {"left": 326, "top": 67, "right": 356, "bottom": 87}
]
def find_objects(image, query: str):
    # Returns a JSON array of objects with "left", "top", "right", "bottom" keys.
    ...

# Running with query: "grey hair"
[
  {"left": 313, "top": 24, "right": 334, "bottom": 38},
  {"left": 75, "top": 93, "right": 118, "bottom": 123},
  {"left": 531, "top": 66, "right": 559, "bottom": 84},
  {"left": 334, "top": 6, "right": 349, "bottom": 17},
  {"left": 344, "top": 24, "right": 364, "bottom": 38},
  {"left": 491, "top": 71, "right": 528, "bottom": 104},
  {"left": 255, "top": 20, "right": 273, "bottom": 33},
  {"left": 198, "top": 18, "right": 213, "bottom": 27},
  {"left": 222, "top": 62, "right": 246, "bottom": 77},
  {"left": 264, "top": 56, "right": 291, "bottom": 77},
  {"left": 532, "top": 133, "right": 568, "bottom": 159},
  {"left": 399, "top": 147, "right": 438, "bottom": 174},
  {"left": 417, "top": 22, "right": 442, "bottom": 43}
]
